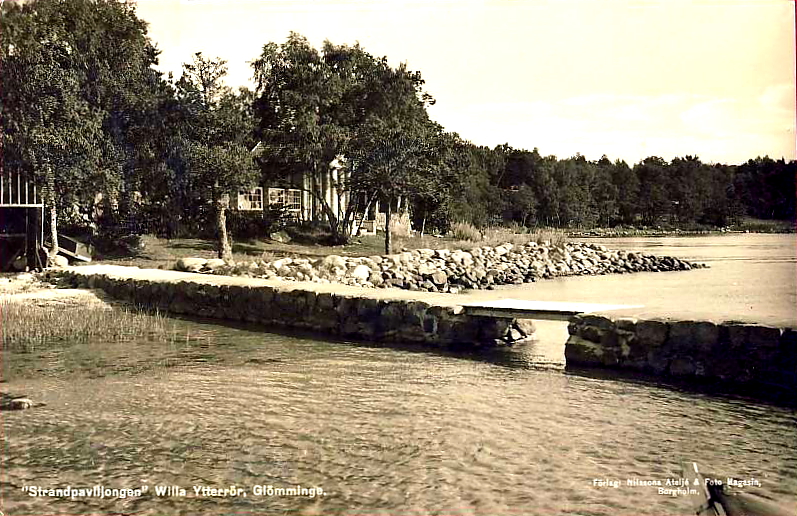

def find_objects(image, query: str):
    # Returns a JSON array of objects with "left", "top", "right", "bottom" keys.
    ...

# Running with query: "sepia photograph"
[{"left": 1, "top": 0, "right": 795, "bottom": 515}]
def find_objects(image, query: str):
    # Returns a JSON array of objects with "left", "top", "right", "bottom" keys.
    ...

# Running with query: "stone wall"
[
  {"left": 566, "top": 314, "right": 796, "bottom": 400},
  {"left": 57, "top": 269, "right": 533, "bottom": 348}
]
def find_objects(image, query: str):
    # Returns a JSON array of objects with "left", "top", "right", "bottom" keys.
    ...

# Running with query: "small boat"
[{"left": 681, "top": 461, "right": 792, "bottom": 516}]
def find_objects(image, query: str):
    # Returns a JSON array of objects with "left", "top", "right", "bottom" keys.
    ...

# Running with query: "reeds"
[{"left": 0, "top": 301, "right": 194, "bottom": 351}]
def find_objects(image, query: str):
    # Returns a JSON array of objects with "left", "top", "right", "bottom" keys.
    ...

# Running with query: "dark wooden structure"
[
  {"left": 56, "top": 234, "right": 93, "bottom": 262},
  {"left": 0, "top": 171, "right": 45, "bottom": 271}
]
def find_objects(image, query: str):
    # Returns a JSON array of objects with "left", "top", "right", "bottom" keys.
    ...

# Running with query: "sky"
[{"left": 134, "top": 0, "right": 796, "bottom": 165}]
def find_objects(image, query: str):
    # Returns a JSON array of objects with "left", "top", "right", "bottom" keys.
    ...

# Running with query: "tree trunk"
[
  {"left": 312, "top": 164, "right": 321, "bottom": 222},
  {"left": 384, "top": 197, "right": 392, "bottom": 255},
  {"left": 216, "top": 192, "right": 232, "bottom": 261},
  {"left": 44, "top": 165, "right": 59, "bottom": 265},
  {"left": 309, "top": 162, "right": 348, "bottom": 244}
]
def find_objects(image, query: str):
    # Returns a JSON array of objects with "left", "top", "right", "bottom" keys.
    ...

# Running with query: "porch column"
[
  {"left": 303, "top": 174, "right": 311, "bottom": 221},
  {"left": 331, "top": 167, "right": 339, "bottom": 218}
]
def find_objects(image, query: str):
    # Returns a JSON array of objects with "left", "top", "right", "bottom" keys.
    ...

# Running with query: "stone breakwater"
[
  {"left": 566, "top": 314, "right": 796, "bottom": 401},
  {"left": 56, "top": 266, "right": 535, "bottom": 349},
  {"left": 175, "top": 242, "right": 706, "bottom": 293}
]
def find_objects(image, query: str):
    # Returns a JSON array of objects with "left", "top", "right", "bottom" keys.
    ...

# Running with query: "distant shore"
[{"left": 567, "top": 225, "right": 795, "bottom": 238}]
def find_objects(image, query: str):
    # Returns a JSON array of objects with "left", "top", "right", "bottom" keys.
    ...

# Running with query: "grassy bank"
[
  {"left": 94, "top": 226, "right": 570, "bottom": 270},
  {"left": 1, "top": 301, "right": 196, "bottom": 351}
]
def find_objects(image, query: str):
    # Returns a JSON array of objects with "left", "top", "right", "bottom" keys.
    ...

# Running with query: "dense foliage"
[
  {"left": 251, "top": 33, "right": 454, "bottom": 250},
  {"left": 1, "top": 0, "right": 793, "bottom": 261},
  {"left": 447, "top": 149, "right": 794, "bottom": 232},
  {"left": 1, "top": 0, "right": 161, "bottom": 260}
]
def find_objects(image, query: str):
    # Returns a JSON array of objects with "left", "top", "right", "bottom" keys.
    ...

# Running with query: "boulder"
[
  {"left": 667, "top": 321, "right": 719, "bottom": 353},
  {"left": 565, "top": 335, "right": 604, "bottom": 365},
  {"left": 205, "top": 258, "right": 226, "bottom": 270},
  {"left": 350, "top": 264, "right": 372, "bottom": 280},
  {"left": 322, "top": 255, "right": 346, "bottom": 270},
  {"left": 175, "top": 257, "right": 207, "bottom": 272},
  {"left": 298, "top": 262, "right": 315, "bottom": 275},
  {"left": 494, "top": 244, "right": 512, "bottom": 256},
  {"left": 430, "top": 271, "right": 448, "bottom": 286},
  {"left": 49, "top": 255, "right": 69, "bottom": 268},
  {"left": 196, "top": 228, "right": 704, "bottom": 293},
  {"left": 270, "top": 230, "right": 292, "bottom": 243},
  {"left": 514, "top": 319, "right": 537, "bottom": 338},
  {"left": 271, "top": 258, "right": 292, "bottom": 270},
  {"left": 417, "top": 263, "right": 435, "bottom": 276}
]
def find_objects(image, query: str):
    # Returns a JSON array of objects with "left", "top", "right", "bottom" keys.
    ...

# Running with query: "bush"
[
  {"left": 219, "top": 206, "right": 292, "bottom": 241},
  {"left": 227, "top": 210, "right": 268, "bottom": 240},
  {"left": 451, "top": 221, "right": 482, "bottom": 241},
  {"left": 285, "top": 222, "right": 336, "bottom": 245}
]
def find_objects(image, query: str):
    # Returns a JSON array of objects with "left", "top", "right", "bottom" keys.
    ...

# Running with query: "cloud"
[
  {"left": 759, "top": 84, "right": 796, "bottom": 113},
  {"left": 679, "top": 99, "right": 739, "bottom": 137}
]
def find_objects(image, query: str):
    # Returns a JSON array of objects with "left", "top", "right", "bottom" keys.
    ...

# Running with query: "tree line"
[
  {"left": 446, "top": 149, "right": 795, "bottom": 232},
  {"left": 1, "top": 0, "right": 793, "bottom": 263}
]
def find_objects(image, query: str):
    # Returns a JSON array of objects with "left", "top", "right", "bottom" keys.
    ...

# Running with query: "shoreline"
[
  {"left": 3, "top": 243, "right": 792, "bottom": 406},
  {"left": 0, "top": 272, "right": 113, "bottom": 308}
]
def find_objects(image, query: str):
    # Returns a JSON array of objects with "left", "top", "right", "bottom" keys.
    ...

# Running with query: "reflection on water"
[{"left": 2, "top": 235, "right": 795, "bottom": 515}]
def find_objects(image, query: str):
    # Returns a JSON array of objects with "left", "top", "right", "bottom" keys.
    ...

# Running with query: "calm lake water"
[
  {"left": 2, "top": 234, "right": 795, "bottom": 515},
  {"left": 464, "top": 232, "right": 797, "bottom": 327}
]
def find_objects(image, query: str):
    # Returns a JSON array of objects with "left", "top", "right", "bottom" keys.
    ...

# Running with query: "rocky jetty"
[{"left": 175, "top": 241, "right": 706, "bottom": 293}]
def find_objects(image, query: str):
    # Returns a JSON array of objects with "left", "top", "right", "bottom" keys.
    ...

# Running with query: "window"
[
  {"left": 286, "top": 189, "right": 302, "bottom": 212},
  {"left": 268, "top": 188, "right": 303, "bottom": 218},
  {"left": 267, "top": 188, "right": 285, "bottom": 206},
  {"left": 237, "top": 187, "right": 264, "bottom": 211}
]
